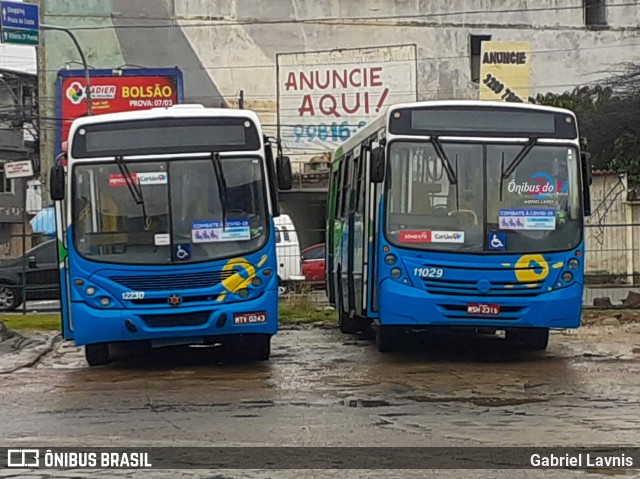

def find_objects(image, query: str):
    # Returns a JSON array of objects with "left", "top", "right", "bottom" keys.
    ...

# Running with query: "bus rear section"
[
  {"left": 50, "top": 105, "right": 292, "bottom": 365},
  {"left": 326, "top": 101, "right": 591, "bottom": 352}
]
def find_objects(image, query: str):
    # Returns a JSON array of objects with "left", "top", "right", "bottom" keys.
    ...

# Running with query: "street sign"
[
  {"left": 4, "top": 159, "right": 34, "bottom": 179},
  {"left": 0, "top": 1, "right": 39, "bottom": 46}
]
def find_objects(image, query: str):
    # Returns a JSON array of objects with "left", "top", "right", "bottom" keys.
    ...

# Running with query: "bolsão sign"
[
  {"left": 55, "top": 68, "right": 184, "bottom": 156},
  {"left": 277, "top": 45, "right": 417, "bottom": 151}
]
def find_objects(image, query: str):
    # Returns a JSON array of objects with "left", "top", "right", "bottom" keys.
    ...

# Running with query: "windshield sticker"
[
  {"left": 499, "top": 209, "right": 556, "bottom": 230},
  {"left": 191, "top": 220, "right": 251, "bottom": 243},
  {"left": 154, "top": 233, "right": 170, "bottom": 246},
  {"left": 138, "top": 172, "right": 168, "bottom": 185},
  {"left": 432, "top": 231, "right": 464, "bottom": 243},
  {"left": 109, "top": 173, "right": 137, "bottom": 186},
  {"left": 399, "top": 230, "right": 431, "bottom": 243},
  {"left": 488, "top": 232, "right": 506, "bottom": 251},
  {"left": 174, "top": 243, "right": 191, "bottom": 261},
  {"left": 507, "top": 172, "right": 569, "bottom": 203}
]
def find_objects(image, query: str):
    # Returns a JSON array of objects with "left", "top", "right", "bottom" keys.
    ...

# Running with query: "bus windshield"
[
  {"left": 385, "top": 141, "right": 582, "bottom": 253},
  {"left": 72, "top": 156, "right": 268, "bottom": 264}
]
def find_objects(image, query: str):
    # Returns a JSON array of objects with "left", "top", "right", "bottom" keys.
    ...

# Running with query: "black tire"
[
  {"left": 337, "top": 279, "right": 359, "bottom": 334},
  {"left": 510, "top": 328, "right": 549, "bottom": 351},
  {"left": 375, "top": 325, "right": 403, "bottom": 353},
  {"left": 245, "top": 334, "right": 271, "bottom": 361},
  {"left": 85, "top": 343, "right": 111, "bottom": 366},
  {"left": 0, "top": 284, "right": 21, "bottom": 311}
]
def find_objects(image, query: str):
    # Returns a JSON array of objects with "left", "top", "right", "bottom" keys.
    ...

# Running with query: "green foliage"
[{"left": 531, "top": 82, "right": 640, "bottom": 183}]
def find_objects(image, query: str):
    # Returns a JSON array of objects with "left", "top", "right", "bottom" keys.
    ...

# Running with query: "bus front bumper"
[
  {"left": 69, "top": 292, "right": 278, "bottom": 346},
  {"left": 378, "top": 279, "right": 582, "bottom": 329}
]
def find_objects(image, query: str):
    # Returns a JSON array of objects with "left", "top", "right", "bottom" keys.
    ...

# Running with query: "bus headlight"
[
  {"left": 568, "top": 258, "right": 579, "bottom": 270},
  {"left": 562, "top": 272, "right": 573, "bottom": 283},
  {"left": 99, "top": 297, "right": 111, "bottom": 307},
  {"left": 385, "top": 254, "right": 397, "bottom": 265},
  {"left": 390, "top": 268, "right": 402, "bottom": 279},
  {"left": 236, "top": 288, "right": 250, "bottom": 299},
  {"left": 86, "top": 287, "right": 96, "bottom": 296},
  {"left": 251, "top": 277, "right": 262, "bottom": 287}
]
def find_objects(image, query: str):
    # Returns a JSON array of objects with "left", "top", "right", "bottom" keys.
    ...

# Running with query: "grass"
[{"left": 1, "top": 314, "right": 61, "bottom": 331}]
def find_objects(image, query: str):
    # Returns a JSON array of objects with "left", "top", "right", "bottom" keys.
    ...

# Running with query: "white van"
[{"left": 274, "top": 214, "right": 305, "bottom": 294}]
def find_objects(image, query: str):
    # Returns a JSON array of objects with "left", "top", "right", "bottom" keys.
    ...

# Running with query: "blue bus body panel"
[
  {"left": 376, "top": 240, "right": 584, "bottom": 330},
  {"left": 64, "top": 226, "right": 278, "bottom": 346}
]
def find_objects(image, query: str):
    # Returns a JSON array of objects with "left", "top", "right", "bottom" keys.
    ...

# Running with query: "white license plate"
[{"left": 234, "top": 312, "right": 267, "bottom": 325}]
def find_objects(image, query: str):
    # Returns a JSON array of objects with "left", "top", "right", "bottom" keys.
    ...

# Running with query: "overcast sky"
[{"left": 0, "top": 0, "right": 37, "bottom": 74}]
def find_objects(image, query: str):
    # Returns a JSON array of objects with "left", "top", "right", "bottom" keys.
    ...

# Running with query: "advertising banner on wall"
[
  {"left": 55, "top": 68, "right": 184, "bottom": 155},
  {"left": 479, "top": 41, "right": 531, "bottom": 103},
  {"left": 277, "top": 45, "right": 418, "bottom": 152}
]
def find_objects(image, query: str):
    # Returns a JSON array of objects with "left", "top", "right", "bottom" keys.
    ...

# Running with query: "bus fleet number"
[
  {"left": 413, "top": 267, "right": 444, "bottom": 279},
  {"left": 122, "top": 291, "right": 145, "bottom": 300}
]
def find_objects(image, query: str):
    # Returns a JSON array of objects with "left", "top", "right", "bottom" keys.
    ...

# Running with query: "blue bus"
[
  {"left": 49, "top": 105, "right": 292, "bottom": 365},
  {"left": 326, "top": 101, "right": 591, "bottom": 352}
]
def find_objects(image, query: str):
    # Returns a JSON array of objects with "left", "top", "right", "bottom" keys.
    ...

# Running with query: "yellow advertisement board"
[{"left": 479, "top": 41, "right": 531, "bottom": 103}]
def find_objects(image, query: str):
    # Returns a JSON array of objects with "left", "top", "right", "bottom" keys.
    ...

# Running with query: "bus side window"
[{"left": 275, "top": 228, "right": 282, "bottom": 244}]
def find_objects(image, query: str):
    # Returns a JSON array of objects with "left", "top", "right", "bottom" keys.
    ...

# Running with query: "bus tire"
[
  {"left": 523, "top": 328, "right": 549, "bottom": 351},
  {"left": 375, "top": 325, "right": 402, "bottom": 353},
  {"left": 246, "top": 334, "right": 271, "bottom": 361},
  {"left": 85, "top": 343, "right": 110, "bottom": 366}
]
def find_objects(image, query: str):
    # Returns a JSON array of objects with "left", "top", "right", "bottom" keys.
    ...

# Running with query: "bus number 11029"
[{"left": 413, "top": 267, "right": 444, "bottom": 279}]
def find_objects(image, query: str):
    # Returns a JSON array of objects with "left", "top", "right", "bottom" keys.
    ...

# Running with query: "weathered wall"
[{"left": 40, "top": 0, "right": 640, "bottom": 169}]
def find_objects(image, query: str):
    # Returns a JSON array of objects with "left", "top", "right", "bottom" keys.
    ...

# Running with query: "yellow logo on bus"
[
  {"left": 217, "top": 255, "right": 268, "bottom": 301},
  {"left": 514, "top": 254, "right": 549, "bottom": 283}
]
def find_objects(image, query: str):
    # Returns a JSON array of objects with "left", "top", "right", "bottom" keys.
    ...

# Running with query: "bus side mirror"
[
  {"left": 581, "top": 151, "right": 593, "bottom": 186},
  {"left": 370, "top": 147, "right": 385, "bottom": 183},
  {"left": 50, "top": 165, "right": 65, "bottom": 201},
  {"left": 277, "top": 155, "right": 293, "bottom": 190}
]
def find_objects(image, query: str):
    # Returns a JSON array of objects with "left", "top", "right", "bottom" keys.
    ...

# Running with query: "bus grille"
[
  {"left": 140, "top": 312, "right": 211, "bottom": 328},
  {"left": 421, "top": 278, "right": 544, "bottom": 297},
  {"left": 109, "top": 271, "right": 235, "bottom": 291}
]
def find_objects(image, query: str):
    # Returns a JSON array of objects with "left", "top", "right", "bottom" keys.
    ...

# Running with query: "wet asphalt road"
[{"left": 1, "top": 321, "right": 640, "bottom": 478}]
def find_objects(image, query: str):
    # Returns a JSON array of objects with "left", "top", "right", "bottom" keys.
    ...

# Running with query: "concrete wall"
[
  {"left": 585, "top": 173, "right": 640, "bottom": 283},
  {"left": 40, "top": 0, "right": 640, "bottom": 169}
]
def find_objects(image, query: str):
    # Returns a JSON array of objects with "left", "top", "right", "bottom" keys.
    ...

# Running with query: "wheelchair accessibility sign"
[
  {"left": 173, "top": 243, "right": 191, "bottom": 261},
  {"left": 488, "top": 233, "right": 506, "bottom": 251}
]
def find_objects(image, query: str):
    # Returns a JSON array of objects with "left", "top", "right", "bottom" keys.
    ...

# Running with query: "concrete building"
[
  {"left": 0, "top": 68, "right": 38, "bottom": 259},
  {"left": 38, "top": 0, "right": 640, "bottom": 247}
]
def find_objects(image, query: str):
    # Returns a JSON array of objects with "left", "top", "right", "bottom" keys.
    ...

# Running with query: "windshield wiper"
[
  {"left": 502, "top": 138, "right": 538, "bottom": 179},
  {"left": 430, "top": 137, "right": 457, "bottom": 185},
  {"left": 114, "top": 155, "right": 148, "bottom": 224},
  {"left": 211, "top": 152, "right": 230, "bottom": 231},
  {"left": 499, "top": 138, "right": 538, "bottom": 202}
]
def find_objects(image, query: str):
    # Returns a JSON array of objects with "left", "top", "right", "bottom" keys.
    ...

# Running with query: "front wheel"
[
  {"left": 245, "top": 334, "right": 271, "bottom": 361},
  {"left": 85, "top": 343, "right": 111, "bottom": 366},
  {"left": 510, "top": 328, "right": 549, "bottom": 351},
  {"left": 375, "top": 325, "right": 403, "bottom": 353},
  {"left": 0, "top": 285, "right": 21, "bottom": 311}
]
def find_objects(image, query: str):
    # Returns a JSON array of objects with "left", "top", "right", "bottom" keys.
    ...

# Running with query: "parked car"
[
  {"left": 301, "top": 243, "right": 325, "bottom": 289},
  {"left": 0, "top": 239, "right": 60, "bottom": 311},
  {"left": 274, "top": 214, "right": 305, "bottom": 294}
]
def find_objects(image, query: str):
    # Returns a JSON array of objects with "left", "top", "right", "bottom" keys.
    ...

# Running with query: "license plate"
[
  {"left": 234, "top": 312, "right": 267, "bottom": 325},
  {"left": 466, "top": 303, "right": 500, "bottom": 315}
]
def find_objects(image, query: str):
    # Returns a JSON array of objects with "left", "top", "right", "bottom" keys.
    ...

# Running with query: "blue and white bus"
[
  {"left": 326, "top": 101, "right": 591, "bottom": 352},
  {"left": 49, "top": 105, "right": 292, "bottom": 365}
]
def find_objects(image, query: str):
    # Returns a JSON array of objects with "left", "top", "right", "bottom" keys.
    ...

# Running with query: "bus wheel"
[
  {"left": 375, "top": 326, "right": 402, "bottom": 353},
  {"left": 85, "top": 343, "right": 111, "bottom": 366},
  {"left": 523, "top": 328, "right": 549, "bottom": 351},
  {"left": 510, "top": 328, "right": 549, "bottom": 351},
  {"left": 246, "top": 334, "right": 271, "bottom": 361}
]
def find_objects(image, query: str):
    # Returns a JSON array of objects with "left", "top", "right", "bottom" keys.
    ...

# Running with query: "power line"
[{"left": 43, "top": 2, "right": 640, "bottom": 30}]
